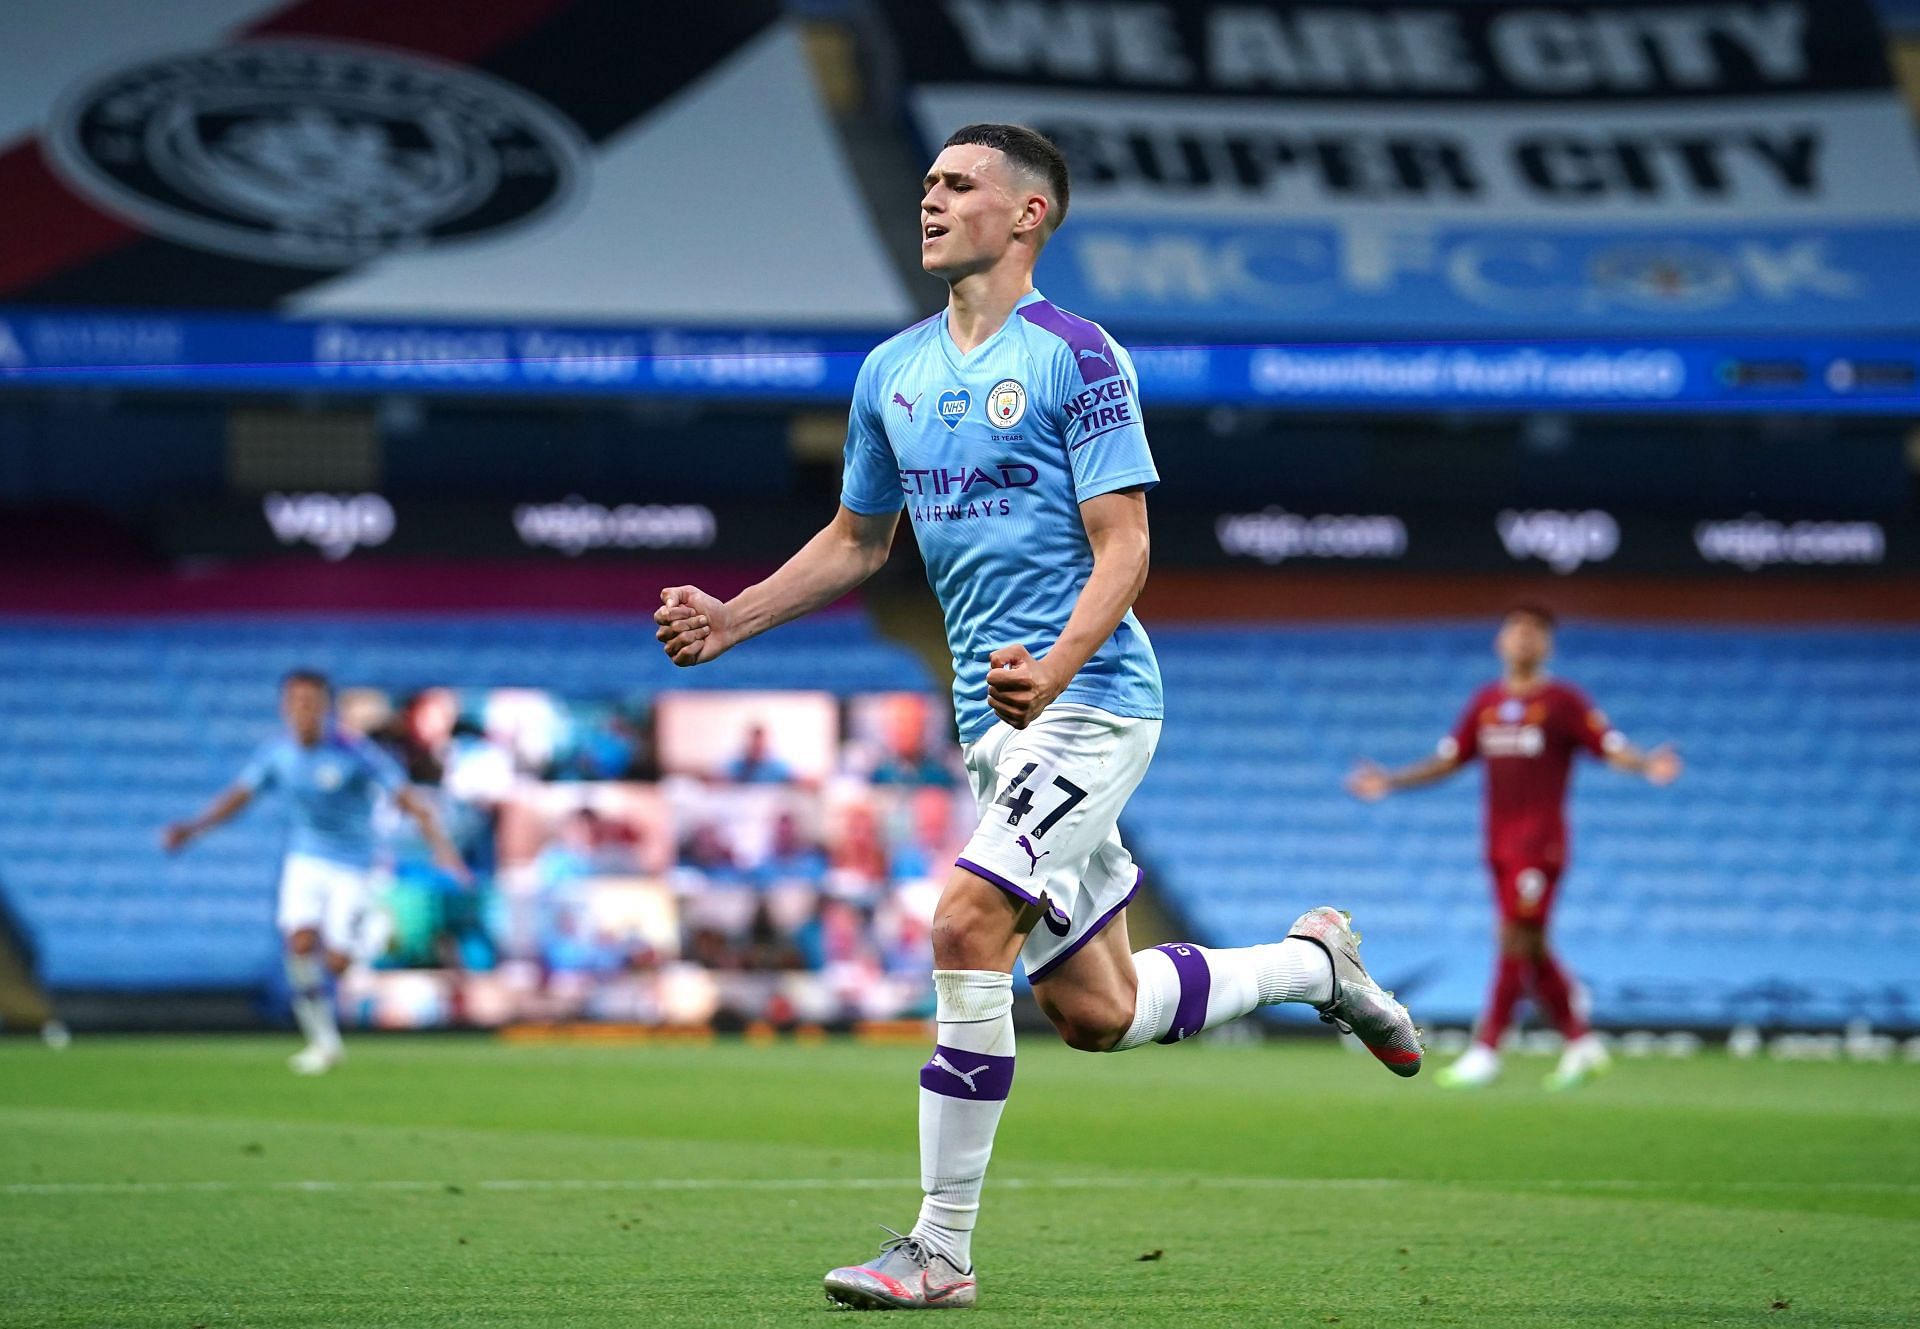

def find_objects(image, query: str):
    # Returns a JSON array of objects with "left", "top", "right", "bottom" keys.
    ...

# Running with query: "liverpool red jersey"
[{"left": 1441, "top": 679, "right": 1621, "bottom": 866}]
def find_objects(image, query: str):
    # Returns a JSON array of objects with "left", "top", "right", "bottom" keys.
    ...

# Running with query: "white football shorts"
[
  {"left": 955, "top": 703, "right": 1160, "bottom": 982},
  {"left": 276, "top": 853, "right": 371, "bottom": 955}
]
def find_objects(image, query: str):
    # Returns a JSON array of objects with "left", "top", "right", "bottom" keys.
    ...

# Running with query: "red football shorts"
[{"left": 1490, "top": 859, "right": 1562, "bottom": 923}]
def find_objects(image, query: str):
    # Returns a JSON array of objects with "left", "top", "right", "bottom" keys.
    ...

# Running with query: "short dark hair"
[
  {"left": 281, "top": 668, "right": 332, "bottom": 694},
  {"left": 1503, "top": 603, "right": 1557, "bottom": 631},
  {"left": 942, "top": 123, "right": 1070, "bottom": 234}
]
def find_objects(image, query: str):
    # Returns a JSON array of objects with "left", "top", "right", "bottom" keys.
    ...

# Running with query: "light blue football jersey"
[
  {"left": 840, "top": 289, "right": 1163, "bottom": 742},
  {"left": 237, "top": 726, "right": 407, "bottom": 868}
]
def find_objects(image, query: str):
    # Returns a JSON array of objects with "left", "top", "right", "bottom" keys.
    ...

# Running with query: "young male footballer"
[
  {"left": 164, "top": 670, "right": 468, "bottom": 1074},
  {"left": 656, "top": 124, "right": 1423, "bottom": 1310},
  {"left": 1350, "top": 606, "right": 1680, "bottom": 1090}
]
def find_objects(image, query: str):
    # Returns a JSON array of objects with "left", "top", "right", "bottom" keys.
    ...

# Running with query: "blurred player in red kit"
[{"left": 1348, "top": 606, "right": 1681, "bottom": 1089}]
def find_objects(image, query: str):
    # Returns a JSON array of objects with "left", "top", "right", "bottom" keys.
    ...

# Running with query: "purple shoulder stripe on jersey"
[
  {"left": 1026, "top": 868, "right": 1143, "bottom": 983},
  {"left": 1154, "top": 942, "right": 1211, "bottom": 1044},
  {"left": 920, "top": 1045, "right": 1016, "bottom": 1100},
  {"left": 1017, "top": 300, "right": 1117, "bottom": 384},
  {"left": 955, "top": 856, "right": 1044, "bottom": 909}
]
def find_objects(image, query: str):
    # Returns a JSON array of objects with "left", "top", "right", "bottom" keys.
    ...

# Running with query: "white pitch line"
[{"left": 2, "top": 1176, "right": 1917, "bottom": 1198}]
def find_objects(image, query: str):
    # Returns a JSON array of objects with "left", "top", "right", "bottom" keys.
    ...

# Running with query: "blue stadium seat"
[
  {"left": 0, "top": 614, "right": 933, "bottom": 990},
  {"left": 1126, "top": 624, "right": 1920, "bottom": 1030}
]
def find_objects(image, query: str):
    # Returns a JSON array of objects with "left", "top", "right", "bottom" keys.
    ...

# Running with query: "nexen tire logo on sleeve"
[{"left": 48, "top": 42, "right": 587, "bottom": 267}]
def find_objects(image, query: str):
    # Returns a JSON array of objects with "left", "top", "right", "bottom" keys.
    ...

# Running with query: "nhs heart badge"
[{"left": 936, "top": 388, "right": 970, "bottom": 430}]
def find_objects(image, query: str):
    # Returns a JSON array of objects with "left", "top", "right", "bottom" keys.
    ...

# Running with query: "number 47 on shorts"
[{"left": 994, "top": 762, "right": 1087, "bottom": 840}]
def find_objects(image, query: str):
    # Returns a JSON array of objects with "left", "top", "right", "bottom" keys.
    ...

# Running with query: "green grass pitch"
[{"left": 2, "top": 1034, "right": 1916, "bottom": 1327}]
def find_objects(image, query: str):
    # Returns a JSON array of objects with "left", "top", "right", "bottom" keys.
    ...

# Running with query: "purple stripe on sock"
[
  {"left": 1026, "top": 868, "right": 1144, "bottom": 984},
  {"left": 1154, "top": 942, "right": 1210, "bottom": 1045},
  {"left": 954, "top": 857, "right": 1043, "bottom": 909},
  {"left": 920, "top": 1045, "right": 1016, "bottom": 1101}
]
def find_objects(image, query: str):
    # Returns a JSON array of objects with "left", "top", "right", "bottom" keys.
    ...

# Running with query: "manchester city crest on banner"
[
  {"left": 47, "top": 42, "right": 588, "bottom": 267},
  {"left": 987, "top": 378, "right": 1026, "bottom": 428}
]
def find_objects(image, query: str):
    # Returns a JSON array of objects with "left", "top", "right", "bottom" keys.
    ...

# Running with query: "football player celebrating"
[
  {"left": 657, "top": 123, "right": 1423, "bottom": 1310},
  {"left": 1349, "top": 606, "right": 1680, "bottom": 1090}
]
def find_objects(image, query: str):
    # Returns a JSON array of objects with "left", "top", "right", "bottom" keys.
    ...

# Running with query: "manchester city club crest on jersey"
[
  {"left": 987, "top": 378, "right": 1027, "bottom": 429},
  {"left": 46, "top": 41, "right": 587, "bottom": 267},
  {"left": 937, "top": 388, "right": 970, "bottom": 430}
]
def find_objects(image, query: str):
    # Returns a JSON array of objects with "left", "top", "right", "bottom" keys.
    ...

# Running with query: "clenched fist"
[
  {"left": 986, "top": 643, "right": 1065, "bottom": 730},
  {"left": 654, "top": 585, "right": 734, "bottom": 667}
]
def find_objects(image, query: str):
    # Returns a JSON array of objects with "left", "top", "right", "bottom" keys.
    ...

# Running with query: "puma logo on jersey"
[
  {"left": 1077, "top": 346, "right": 1113, "bottom": 369},
  {"left": 891, "top": 391, "right": 920, "bottom": 423},
  {"left": 1016, "top": 835, "right": 1049, "bottom": 873},
  {"left": 928, "top": 1053, "right": 991, "bottom": 1094}
]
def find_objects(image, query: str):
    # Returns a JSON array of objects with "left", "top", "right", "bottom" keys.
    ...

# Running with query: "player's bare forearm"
[
  {"left": 1048, "top": 489, "right": 1150, "bottom": 681},
  {"left": 986, "top": 490, "right": 1148, "bottom": 729},
  {"left": 1388, "top": 755, "right": 1461, "bottom": 790},
  {"left": 655, "top": 506, "right": 897, "bottom": 666},
  {"left": 163, "top": 786, "right": 251, "bottom": 850},
  {"left": 398, "top": 789, "right": 472, "bottom": 884},
  {"left": 1607, "top": 742, "right": 1682, "bottom": 785},
  {"left": 1350, "top": 753, "right": 1460, "bottom": 800},
  {"left": 730, "top": 506, "right": 898, "bottom": 642}
]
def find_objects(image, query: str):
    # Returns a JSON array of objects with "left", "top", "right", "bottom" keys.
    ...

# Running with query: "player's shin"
[
  {"left": 911, "top": 969, "right": 1014, "bottom": 1272},
  {"left": 1477, "top": 952, "right": 1530, "bottom": 1050},
  {"left": 285, "top": 950, "right": 341, "bottom": 1054},
  {"left": 1530, "top": 949, "right": 1588, "bottom": 1040},
  {"left": 1110, "top": 940, "right": 1332, "bottom": 1050}
]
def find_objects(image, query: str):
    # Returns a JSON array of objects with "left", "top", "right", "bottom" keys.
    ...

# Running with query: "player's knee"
[
  {"left": 286, "top": 929, "right": 319, "bottom": 956},
  {"left": 1045, "top": 993, "right": 1133, "bottom": 1053},
  {"left": 323, "top": 951, "right": 350, "bottom": 977},
  {"left": 930, "top": 903, "right": 995, "bottom": 970},
  {"left": 930, "top": 885, "right": 1019, "bottom": 970}
]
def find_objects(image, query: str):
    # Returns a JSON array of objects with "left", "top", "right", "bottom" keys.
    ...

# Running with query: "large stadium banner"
[
  {"left": 0, "top": 0, "right": 911, "bottom": 326},
  {"left": 885, "top": 0, "right": 1920, "bottom": 336}
]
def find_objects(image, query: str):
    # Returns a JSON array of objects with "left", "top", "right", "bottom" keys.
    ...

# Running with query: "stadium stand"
[
  {"left": 1129, "top": 625, "right": 1920, "bottom": 1032},
  {"left": 0, "top": 615, "right": 932, "bottom": 991},
  {"left": 4, "top": 617, "right": 1916, "bottom": 1031}
]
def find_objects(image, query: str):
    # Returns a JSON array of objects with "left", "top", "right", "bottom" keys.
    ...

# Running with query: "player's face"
[
  {"left": 281, "top": 680, "right": 329, "bottom": 742},
  {"left": 920, "top": 146, "right": 1039, "bottom": 280},
  {"left": 1497, "top": 616, "right": 1553, "bottom": 672}
]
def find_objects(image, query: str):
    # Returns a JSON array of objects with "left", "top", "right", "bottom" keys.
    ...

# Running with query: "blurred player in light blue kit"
[
  {"left": 163, "top": 670, "right": 467, "bottom": 1074},
  {"left": 655, "top": 124, "right": 1424, "bottom": 1310}
]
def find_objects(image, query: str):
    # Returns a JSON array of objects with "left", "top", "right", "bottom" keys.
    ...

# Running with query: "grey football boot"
[
  {"left": 1288, "top": 906, "right": 1424, "bottom": 1077},
  {"left": 823, "top": 1227, "right": 977, "bottom": 1310}
]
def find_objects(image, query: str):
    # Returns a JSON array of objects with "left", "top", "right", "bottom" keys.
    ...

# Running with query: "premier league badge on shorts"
[
  {"left": 987, "top": 379, "right": 1027, "bottom": 429},
  {"left": 47, "top": 42, "right": 586, "bottom": 267}
]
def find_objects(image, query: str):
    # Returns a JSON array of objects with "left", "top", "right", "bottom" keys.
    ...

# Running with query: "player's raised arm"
[
  {"left": 1566, "top": 691, "right": 1682, "bottom": 786},
  {"left": 163, "top": 738, "right": 276, "bottom": 851},
  {"left": 161, "top": 782, "right": 254, "bottom": 852},
  {"left": 1346, "top": 752, "right": 1463, "bottom": 801},
  {"left": 655, "top": 504, "right": 900, "bottom": 667},
  {"left": 1349, "top": 693, "right": 1481, "bottom": 800},
  {"left": 1604, "top": 741, "right": 1683, "bottom": 785},
  {"left": 987, "top": 487, "right": 1149, "bottom": 730}
]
